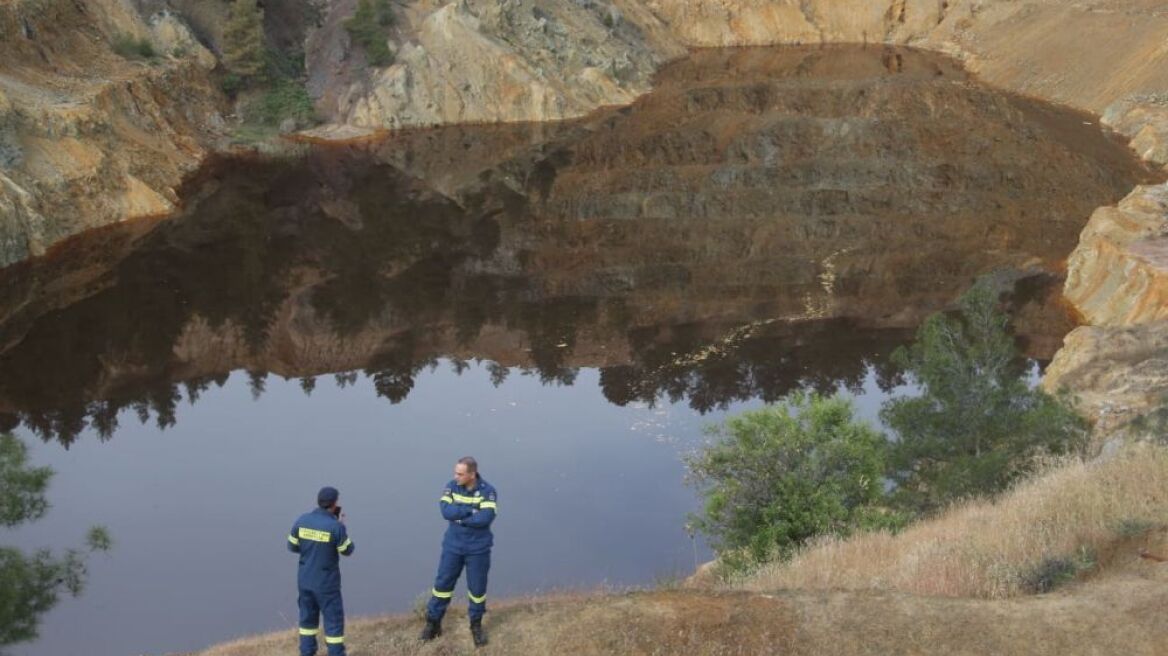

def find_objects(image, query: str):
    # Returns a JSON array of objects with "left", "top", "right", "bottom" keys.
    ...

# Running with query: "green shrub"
[
  {"left": 344, "top": 0, "right": 395, "bottom": 67},
  {"left": 220, "top": 73, "right": 244, "bottom": 96},
  {"left": 112, "top": 34, "right": 155, "bottom": 60},
  {"left": 881, "top": 277, "right": 1089, "bottom": 514},
  {"left": 1112, "top": 517, "right": 1156, "bottom": 538},
  {"left": 251, "top": 80, "right": 316, "bottom": 127},
  {"left": 1020, "top": 546, "right": 1095, "bottom": 593},
  {"left": 686, "top": 392, "right": 903, "bottom": 571},
  {"left": 1128, "top": 393, "right": 1168, "bottom": 441}
]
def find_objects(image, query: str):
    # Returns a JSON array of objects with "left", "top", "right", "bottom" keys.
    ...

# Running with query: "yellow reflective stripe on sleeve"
[
  {"left": 337, "top": 538, "right": 352, "bottom": 553},
  {"left": 479, "top": 501, "right": 497, "bottom": 511},
  {"left": 325, "top": 635, "right": 345, "bottom": 644},
  {"left": 468, "top": 591, "right": 487, "bottom": 604},
  {"left": 451, "top": 493, "right": 482, "bottom": 504},
  {"left": 298, "top": 627, "right": 319, "bottom": 636},
  {"left": 298, "top": 527, "right": 332, "bottom": 543},
  {"left": 432, "top": 588, "right": 453, "bottom": 599},
  {"left": 288, "top": 535, "right": 300, "bottom": 546},
  {"left": 440, "top": 495, "right": 454, "bottom": 503}
]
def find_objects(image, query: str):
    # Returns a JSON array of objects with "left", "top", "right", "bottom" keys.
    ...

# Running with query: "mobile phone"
[{"left": 331, "top": 505, "right": 343, "bottom": 517}]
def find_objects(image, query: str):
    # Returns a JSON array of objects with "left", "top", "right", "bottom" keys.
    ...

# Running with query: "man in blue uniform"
[
  {"left": 288, "top": 486, "right": 355, "bottom": 656},
  {"left": 419, "top": 456, "right": 498, "bottom": 647}
]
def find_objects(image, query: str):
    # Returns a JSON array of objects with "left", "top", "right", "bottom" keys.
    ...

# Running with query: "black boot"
[
  {"left": 419, "top": 617, "right": 442, "bottom": 642},
  {"left": 470, "top": 618, "right": 488, "bottom": 647}
]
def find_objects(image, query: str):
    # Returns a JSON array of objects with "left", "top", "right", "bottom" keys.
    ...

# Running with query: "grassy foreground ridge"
[{"left": 197, "top": 444, "right": 1168, "bottom": 656}]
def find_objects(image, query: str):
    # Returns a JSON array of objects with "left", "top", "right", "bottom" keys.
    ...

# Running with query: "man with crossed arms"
[{"left": 419, "top": 456, "right": 498, "bottom": 647}]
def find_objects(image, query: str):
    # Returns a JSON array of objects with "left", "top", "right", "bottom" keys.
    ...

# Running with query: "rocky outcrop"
[
  {"left": 0, "top": 0, "right": 225, "bottom": 267},
  {"left": 1043, "top": 322, "right": 1168, "bottom": 438},
  {"left": 1065, "top": 184, "right": 1168, "bottom": 327},
  {"left": 307, "top": 0, "right": 686, "bottom": 129},
  {"left": 1045, "top": 183, "right": 1168, "bottom": 434},
  {"left": 310, "top": 0, "right": 1168, "bottom": 137}
]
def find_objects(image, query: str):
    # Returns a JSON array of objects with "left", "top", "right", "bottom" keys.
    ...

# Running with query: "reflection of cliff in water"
[{"left": 0, "top": 46, "right": 1157, "bottom": 445}]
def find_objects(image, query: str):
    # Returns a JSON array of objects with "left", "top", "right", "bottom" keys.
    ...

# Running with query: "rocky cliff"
[
  {"left": 306, "top": 0, "right": 1168, "bottom": 141},
  {"left": 0, "top": 0, "right": 225, "bottom": 267},
  {"left": 5, "top": 0, "right": 1168, "bottom": 267},
  {"left": 1044, "top": 182, "right": 1168, "bottom": 435},
  {"left": 1, "top": 48, "right": 1147, "bottom": 444},
  {"left": 2, "top": 0, "right": 1168, "bottom": 441}
]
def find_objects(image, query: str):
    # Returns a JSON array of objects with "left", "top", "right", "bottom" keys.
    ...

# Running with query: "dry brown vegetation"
[
  {"left": 195, "top": 445, "right": 1168, "bottom": 656},
  {"left": 736, "top": 443, "right": 1168, "bottom": 598},
  {"left": 194, "top": 572, "right": 1168, "bottom": 656}
]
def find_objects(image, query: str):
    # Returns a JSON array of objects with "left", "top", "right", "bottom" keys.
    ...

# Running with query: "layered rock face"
[
  {"left": 309, "top": 0, "right": 1168, "bottom": 148},
  {"left": 306, "top": 0, "right": 686, "bottom": 129},
  {"left": 0, "top": 47, "right": 1147, "bottom": 444},
  {"left": 1045, "top": 182, "right": 1168, "bottom": 433},
  {"left": 0, "top": 0, "right": 1166, "bottom": 443},
  {"left": 0, "top": 0, "right": 225, "bottom": 267}
]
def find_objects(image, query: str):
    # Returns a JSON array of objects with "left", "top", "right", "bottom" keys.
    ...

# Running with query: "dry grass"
[
  {"left": 737, "top": 443, "right": 1168, "bottom": 598},
  {"left": 192, "top": 576, "right": 1168, "bottom": 656},
  {"left": 191, "top": 445, "right": 1168, "bottom": 656}
]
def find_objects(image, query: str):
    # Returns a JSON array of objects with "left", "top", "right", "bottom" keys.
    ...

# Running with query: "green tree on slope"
[
  {"left": 223, "top": 0, "right": 266, "bottom": 83},
  {"left": 345, "top": 0, "right": 395, "bottom": 67},
  {"left": 881, "top": 278, "right": 1088, "bottom": 514},
  {"left": 687, "top": 393, "right": 901, "bottom": 570}
]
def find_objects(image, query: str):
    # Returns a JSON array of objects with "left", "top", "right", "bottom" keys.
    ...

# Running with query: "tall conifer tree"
[{"left": 223, "top": 0, "right": 265, "bottom": 81}]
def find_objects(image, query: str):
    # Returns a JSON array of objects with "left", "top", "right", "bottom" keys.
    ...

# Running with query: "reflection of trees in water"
[
  {"left": 600, "top": 320, "right": 909, "bottom": 414},
  {"left": 0, "top": 114, "right": 1082, "bottom": 444},
  {"left": 0, "top": 433, "right": 111, "bottom": 651}
]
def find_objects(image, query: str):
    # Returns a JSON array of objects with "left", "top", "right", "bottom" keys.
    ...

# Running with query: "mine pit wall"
[
  {"left": 612, "top": 0, "right": 1168, "bottom": 439},
  {"left": 0, "top": 0, "right": 226, "bottom": 268},
  {"left": 1, "top": 0, "right": 1166, "bottom": 436}
]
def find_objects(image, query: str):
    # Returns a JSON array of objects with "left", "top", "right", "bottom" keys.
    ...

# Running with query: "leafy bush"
[
  {"left": 112, "top": 34, "right": 155, "bottom": 60},
  {"left": 1020, "top": 546, "right": 1095, "bottom": 593},
  {"left": 247, "top": 79, "right": 316, "bottom": 127},
  {"left": 344, "top": 0, "right": 395, "bottom": 67},
  {"left": 686, "top": 392, "right": 903, "bottom": 571},
  {"left": 1112, "top": 517, "right": 1156, "bottom": 538},
  {"left": 881, "top": 277, "right": 1089, "bottom": 514},
  {"left": 1127, "top": 392, "right": 1168, "bottom": 442},
  {"left": 219, "top": 73, "right": 244, "bottom": 96}
]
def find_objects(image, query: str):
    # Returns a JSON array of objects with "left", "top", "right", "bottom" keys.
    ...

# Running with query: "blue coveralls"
[
  {"left": 425, "top": 476, "right": 498, "bottom": 622},
  {"left": 288, "top": 508, "right": 354, "bottom": 656}
]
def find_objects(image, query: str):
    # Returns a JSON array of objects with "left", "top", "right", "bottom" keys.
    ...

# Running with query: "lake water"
[{"left": 0, "top": 45, "right": 1159, "bottom": 656}]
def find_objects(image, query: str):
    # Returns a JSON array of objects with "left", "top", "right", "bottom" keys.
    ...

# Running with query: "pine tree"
[
  {"left": 880, "top": 278, "right": 1089, "bottom": 514},
  {"left": 223, "top": 0, "right": 266, "bottom": 82}
]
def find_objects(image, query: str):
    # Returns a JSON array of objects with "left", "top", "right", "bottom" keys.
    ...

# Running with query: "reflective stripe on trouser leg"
[
  {"left": 466, "top": 551, "right": 490, "bottom": 621},
  {"left": 297, "top": 589, "right": 321, "bottom": 656},
  {"left": 426, "top": 549, "right": 465, "bottom": 621},
  {"left": 320, "top": 588, "right": 346, "bottom": 656}
]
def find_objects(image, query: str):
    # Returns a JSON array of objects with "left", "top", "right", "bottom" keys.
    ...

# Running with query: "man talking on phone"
[{"left": 288, "top": 486, "right": 354, "bottom": 656}]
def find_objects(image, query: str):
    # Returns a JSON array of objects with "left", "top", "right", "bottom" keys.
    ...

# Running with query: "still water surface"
[{"left": 1, "top": 45, "right": 1160, "bottom": 655}]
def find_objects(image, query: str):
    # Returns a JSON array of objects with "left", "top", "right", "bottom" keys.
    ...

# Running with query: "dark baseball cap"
[{"left": 317, "top": 486, "right": 339, "bottom": 506}]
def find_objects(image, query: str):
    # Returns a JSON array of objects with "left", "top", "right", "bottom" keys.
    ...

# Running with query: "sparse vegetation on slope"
[
  {"left": 344, "top": 0, "right": 395, "bottom": 67},
  {"left": 736, "top": 443, "right": 1168, "bottom": 598}
]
